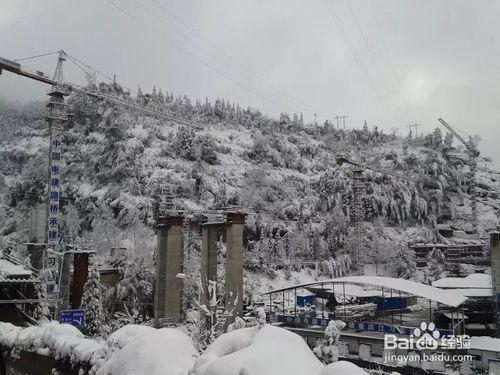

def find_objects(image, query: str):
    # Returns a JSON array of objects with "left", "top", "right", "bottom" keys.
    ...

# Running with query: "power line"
[
  {"left": 105, "top": 0, "right": 303, "bottom": 114},
  {"left": 368, "top": 0, "right": 400, "bottom": 90},
  {"left": 345, "top": 0, "right": 378, "bottom": 64},
  {"left": 147, "top": 0, "right": 319, "bottom": 115},
  {"left": 323, "top": 0, "right": 382, "bottom": 99}
]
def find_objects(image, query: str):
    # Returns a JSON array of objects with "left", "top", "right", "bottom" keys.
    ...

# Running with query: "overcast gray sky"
[{"left": 1, "top": 0, "right": 499, "bottom": 162}]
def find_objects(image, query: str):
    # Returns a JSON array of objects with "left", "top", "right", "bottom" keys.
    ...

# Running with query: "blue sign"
[
  {"left": 276, "top": 314, "right": 454, "bottom": 337},
  {"left": 59, "top": 309, "right": 86, "bottom": 329},
  {"left": 346, "top": 321, "right": 401, "bottom": 334}
]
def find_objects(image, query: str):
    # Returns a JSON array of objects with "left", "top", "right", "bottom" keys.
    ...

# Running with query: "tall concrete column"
[
  {"left": 491, "top": 232, "right": 500, "bottom": 336},
  {"left": 58, "top": 251, "right": 72, "bottom": 313},
  {"left": 200, "top": 221, "right": 226, "bottom": 332},
  {"left": 154, "top": 215, "right": 184, "bottom": 326},
  {"left": 72, "top": 252, "right": 89, "bottom": 309},
  {"left": 225, "top": 212, "right": 245, "bottom": 322},
  {"left": 201, "top": 222, "right": 226, "bottom": 297},
  {"left": 28, "top": 205, "right": 46, "bottom": 270}
]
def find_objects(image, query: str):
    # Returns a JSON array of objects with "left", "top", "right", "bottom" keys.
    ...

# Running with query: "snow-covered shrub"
[
  {"left": 390, "top": 246, "right": 417, "bottom": 280},
  {"left": 173, "top": 126, "right": 195, "bottom": 160},
  {"left": 194, "top": 134, "right": 218, "bottom": 165},
  {"left": 424, "top": 247, "right": 446, "bottom": 284},
  {"left": 81, "top": 263, "right": 106, "bottom": 337},
  {"left": 313, "top": 320, "right": 346, "bottom": 364}
]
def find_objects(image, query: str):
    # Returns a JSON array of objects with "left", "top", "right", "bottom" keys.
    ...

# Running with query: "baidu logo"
[
  {"left": 411, "top": 322, "right": 441, "bottom": 350},
  {"left": 384, "top": 322, "right": 470, "bottom": 351}
]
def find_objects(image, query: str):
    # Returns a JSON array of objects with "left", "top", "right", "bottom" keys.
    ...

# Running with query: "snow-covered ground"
[{"left": 0, "top": 322, "right": 370, "bottom": 375}]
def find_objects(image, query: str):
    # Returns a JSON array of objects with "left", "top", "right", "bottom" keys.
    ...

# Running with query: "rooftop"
[
  {"left": 432, "top": 274, "right": 491, "bottom": 289},
  {"left": 0, "top": 259, "right": 32, "bottom": 278},
  {"left": 263, "top": 276, "right": 467, "bottom": 307}
]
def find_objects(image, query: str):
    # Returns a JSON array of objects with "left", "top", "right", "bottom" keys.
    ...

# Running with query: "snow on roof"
[
  {"left": 470, "top": 336, "right": 500, "bottom": 353},
  {"left": 432, "top": 273, "right": 491, "bottom": 289},
  {"left": 308, "top": 284, "right": 383, "bottom": 298},
  {"left": 0, "top": 259, "right": 31, "bottom": 277},
  {"left": 296, "top": 290, "right": 316, "bottom": 297},
  {"left": 334, "top": 276, "right": 467, "bottom": 307},
  {"left": 264, "top": 276, "right": 467, "bottom": 307},
  {"left": 453, "top": 288, "right": 492, "bottom": 298}
]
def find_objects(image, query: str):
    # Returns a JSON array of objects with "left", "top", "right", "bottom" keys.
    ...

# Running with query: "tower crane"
[{"left": 437, "top": 118, "right": 480, "bottom": 235}]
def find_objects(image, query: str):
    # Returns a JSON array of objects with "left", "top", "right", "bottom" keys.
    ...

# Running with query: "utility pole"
[
  {"left": 334, "top": 115, "right": 341, "bottom": 129},
  {"left": 340, "top": 115, "right": 348, "bottom": 130},
  {"left": 407, "top": 123, "right": 420, "bottom": 138}
]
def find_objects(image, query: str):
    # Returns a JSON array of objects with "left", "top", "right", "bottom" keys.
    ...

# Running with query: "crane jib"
[{"left": 0, "top": 56, "right": 21, "bottom": 71}]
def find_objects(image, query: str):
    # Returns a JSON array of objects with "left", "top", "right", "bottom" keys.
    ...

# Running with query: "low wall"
[{"left": 6, "top": 350, "right": 78, "bottom": 375}]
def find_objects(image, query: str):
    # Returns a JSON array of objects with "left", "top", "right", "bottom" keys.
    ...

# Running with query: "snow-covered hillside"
[{"left": 0, "top": 84, "right": 499, "bottom": 324}]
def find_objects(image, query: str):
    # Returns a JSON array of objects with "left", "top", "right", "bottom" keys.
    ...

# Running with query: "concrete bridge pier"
[
  {"left": 201, "top": 221, "right": 226, "bottom": 290},
  {"left": 27, "top": 205, "right": 46, "bottom": 270},
  {"left": 200, "top": 221, "right": 226, "bottom": 330},
  {"left": 154, "top": 215, "right": 184, "bottom": 326},
  {"left": 491, "top": 232, "right": 500, "bottom": 336},
  {"left": 225, "top": 212, "right": 246, "bottom": 323}
]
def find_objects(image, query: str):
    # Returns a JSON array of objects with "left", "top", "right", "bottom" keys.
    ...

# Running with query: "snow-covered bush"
[
  {"left": 313, "top": 320, "right": 346, "bottom": 364},
  {"left": 390, "top": 246, "right": 417, "bottom": 280},
  {"left": 81, "top": 263, "right": 106, "bottom": 336},
  {"left": 173, "top": 126, "right": 195, "bottom": 160}
]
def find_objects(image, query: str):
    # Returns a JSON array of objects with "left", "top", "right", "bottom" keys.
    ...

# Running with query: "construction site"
[{"left": 1, "top": 1, "right": 500, "bottom": 374}]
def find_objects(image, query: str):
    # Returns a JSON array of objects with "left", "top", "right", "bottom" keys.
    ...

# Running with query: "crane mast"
[{"left": 438, "top": 118, "right": 479, "bottom": 235}]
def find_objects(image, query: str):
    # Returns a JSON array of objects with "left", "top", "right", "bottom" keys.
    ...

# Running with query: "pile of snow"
[
  {"left": 190, "top": 325, "right": 368, "bottom": 375},
  {"left": 0, "top": 321, "right": 103, "bottom": 363},
  {"left": 1, "top": 322, "right": 369, "bottom": 375},
  {"left": 97, "top": 328, "right": 198, "bottom": 375},
  {"left": 105, "top": 324, "right": 155, "bottom": 350},
  {"left": 320, "top": 361, "right": 370, "bottom": 375}
]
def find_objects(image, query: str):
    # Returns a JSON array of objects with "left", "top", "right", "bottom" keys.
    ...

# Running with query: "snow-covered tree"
[
  {"left": 173, "top": 126, "right": 195, "bottom": 160},
  {"left": 256, "top": 307, "right": 266, "bottom": 328},
  {"left": 188, "top": 278, "right": 237, "bottom": 350},
  {"left": 313, "top": 320, "right": 346, "bottom": 364},
  {"left": 114, "top": 253, "right": 154, "bottom": 323},
  {"left": 227, "top": 316, "right": 246, "bottom": 332},
  {"left": 32, "top": 268, "right": 50, "bottom": 321},
  {"left": 425, "top": 247, "right": 446, "bottom": 284},
  {"left": 391, "top": 247, "right": 417, "bottom": 280},
  {"left": 80, "top": 262, "right": 105, "bottom": 336}
]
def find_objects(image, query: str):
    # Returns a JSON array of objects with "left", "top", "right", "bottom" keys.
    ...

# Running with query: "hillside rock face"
[{"left": 0, "top": 86, "right": 498, "bottom": 299}]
